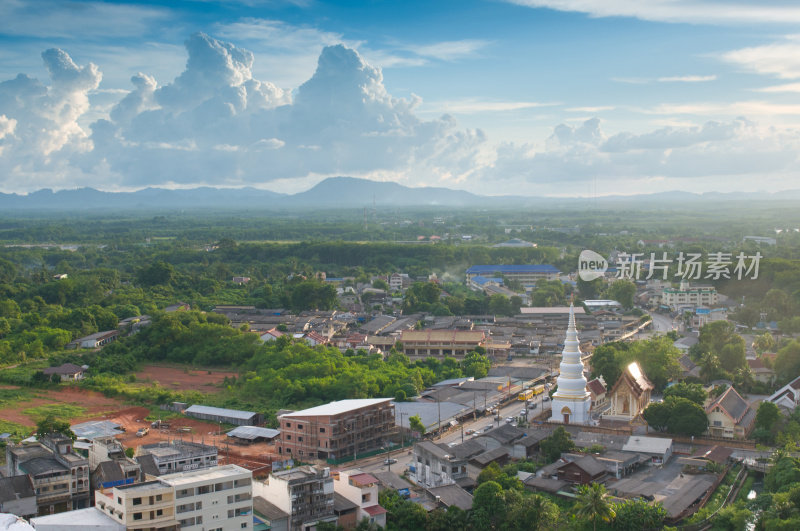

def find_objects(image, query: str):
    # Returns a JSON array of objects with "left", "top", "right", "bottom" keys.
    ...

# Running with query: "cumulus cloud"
[
  {"left": 477, "top": 117, "right": 800, "bottom": 188},
  {"left": 723, "top": 38, "right": 800, "bottom": 79},
  {"left": 0, "top": 48, "right": 101, "bottom": 189},
  {"left": 79, "top": 33, "right": 484, "bottom": 188}
]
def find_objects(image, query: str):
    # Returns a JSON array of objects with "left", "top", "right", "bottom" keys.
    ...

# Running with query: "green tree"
[
  {"left": 575, "top": 482, "right": 616, "bottom": 531},
  {"left": 471, "top": 481, "right": 506, "bottom": 530},
  {"left": 409, "top": 414, "right": 425, "bottom": 435},
  {"left": 504, "top": 492, "right": 559, "bottom": 531},
  {"left": 590, "top": 345, "right": 623, "bottom": 390},
  {"left": 775, "top": 340, "right": 800, "bottom": 385},
  {"left": 611, "top": 499, "right": 667, "bottom": 530},
  {"left": 462, "top": 351, "right": 491, "bottom": 379},
  {"left": 756, "top": 401, "right": 781, "bottom": 432},
  {"left": 666, "top": 397, "right": 708, "bottom": 437},
  {"left": 605, "top": 280, "right": 636, "bottom": 309},
  {"left": 36, "top": 415, "right": 76, "bottom": 440},
  {"left": 642, "top": 401, "right": 671, "bottom": 432},
  {"left": 663, "top": 382, "right": 707, "bottom": 405},
  {"left": 540, "top": 426, "right": 575, "bottom": 463},
  {"left": 753, "top": 332, "right": 777, "bottom": 354}
]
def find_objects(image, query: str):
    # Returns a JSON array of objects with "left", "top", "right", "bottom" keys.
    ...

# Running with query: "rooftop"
[
  {"left": 30, "top": 507, "right": 125, "bottom": 529},
  {"left": 184, "top": 404, "right": 258, "bottom": 420},
  {"left": 226, "top": 426, "right": 280, "bottom": 440},
  {"left": 160, "top": 464, "right": 250, "bottom": 486},
  {"left": 466, "top": 265, "right": 559, "bottom": 274},
  {"left": 280, "top": 398, "right": 392, "bottom": 418},
  {"left": 622, "top": 436, "right": 673, "bottom": 455}
]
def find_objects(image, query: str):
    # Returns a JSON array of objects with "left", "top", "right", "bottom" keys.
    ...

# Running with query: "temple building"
[
  {"left": 550, "top": 304, "right": 591, "bottom": 424},
  {"left": 604, "top": 362, "right": 654, "bottom": 422}
]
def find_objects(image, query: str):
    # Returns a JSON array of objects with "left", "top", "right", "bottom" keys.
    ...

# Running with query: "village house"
[{"left": 705, "top": 386, "right": 756, "bottom": 439}]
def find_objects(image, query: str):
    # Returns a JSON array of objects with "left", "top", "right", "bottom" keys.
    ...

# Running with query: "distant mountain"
[
  {"left": 286, "top": 176, "right": 484, "bottom": 207},
  {"left": 1, "top": 178, "right": 799, "bottom": 211}
]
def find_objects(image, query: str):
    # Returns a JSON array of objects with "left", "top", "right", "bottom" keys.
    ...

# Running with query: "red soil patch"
[
  {"left": 134, "top": 365, "right": 238, "bottom": 392},
  {"left": 2, "top": 386, "right": 125, "bottom": 427}
]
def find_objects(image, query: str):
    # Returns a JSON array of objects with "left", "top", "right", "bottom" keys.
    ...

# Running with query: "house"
[
  {"left": 768, "top": 376, "right": 800, "bottom": 411},
  {"left": 253, "top": 496, "right": 290, "bottom": 531},
  {"left": 136, "top": 441, "right": 218, "bottom": 476},
  {"left": 303, "top": 330, "right": 329, "bottom": 346},
  {"left": 587, "top": 377, "right": 607, "bottom": 408},
  {"left": 411, "top": 441, "right": 470, "bottom": 489},
  {"left": 42, "top": 363, "right": 85, "bottom": 382},
  {"left": 77, "top": 330, "right": 119, "bottom": 349},
  {"left": 259, "top": 328, "right": 284, "bottom": 342},
  {"left": 426, "top": 484, "right": 473, "bottom": 511},
  {"left": 678, "top": 354, "right": 702, "bottom": 380},
  {"left": 0, "top": 475, "right": 37, "bottom": 518},
  {"left": 705, "top": 386, "right": 756, "bottom": 439},
  {"left": 621, "top": 436, "right": 673, "bottom": 464},
  {"left": 747, "top": 358, "right": 774, "bottom": 385},
  {"left": 333, "top": 470, "right": 387, "bottom": 528},
  {"left": 556, "top": 455, "right": 606, "bottom": 485},
  {"left": 253, "top": 466, "right": 336, "bottom": 531},
  {"left": 232, "top": 276, "right": 251, "bottom": 284},
  {"left": 604, "top": 362, "right": 654, "bottom": 422}
]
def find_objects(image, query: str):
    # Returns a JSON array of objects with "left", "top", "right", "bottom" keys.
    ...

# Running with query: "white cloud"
[
  {"left": 755, "top": 82, "right": 800, "bottom": 93},
  {"left": 475, "top": 117, "right": 800, "bottom": 190},
  {"left": 422, "top": 99, "right": 557, "bottom": 114},
  {"left": 566, "top": 106, "right": 614, "bottom": 112},
  {"left": 723, "top": 39, "right": 800, "bottom": 79},
  {"left": 404, "top": 40, "right": 491, "bottom": 61},
  {"left": 506, "top": 0, "right": 800, "bottom": 25},
  {"left": 657, "top": 75, "right": 717, "bottom": 82},
  {"left": 0, "top": 0, "right": 170, "bottom": 39}
]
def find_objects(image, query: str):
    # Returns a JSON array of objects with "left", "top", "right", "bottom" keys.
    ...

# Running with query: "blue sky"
[{"left": 2, "top": 0, "right": 800, "bottom": 196}]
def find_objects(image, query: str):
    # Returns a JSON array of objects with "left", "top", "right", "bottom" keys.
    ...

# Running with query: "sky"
[{"left": 2, "top": 0, "right": 800, "bottom": 197}]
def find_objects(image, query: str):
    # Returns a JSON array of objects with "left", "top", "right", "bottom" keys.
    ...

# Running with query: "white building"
[
  {"left": 662, "top": 281, "right": 718, "bottom": 309},
  {"left": 333, "top": 470, "right": 387, "bottom": 528},
  {"left": 253, "top": 466, "right": 336, "bottom": 531},
  {"left": 160, "top": 464, "right": 253, "bottom": 531},
  {"left": 550, "top": 304, "right": 591, "bottom": 425}
]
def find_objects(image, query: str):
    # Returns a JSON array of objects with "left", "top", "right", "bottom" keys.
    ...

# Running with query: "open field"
[
  {"left": 1, "top": 386, "right": 124, "bottom": 427},
  {"left": 134, "top": 365, "right": 238, "bottom": 391}
]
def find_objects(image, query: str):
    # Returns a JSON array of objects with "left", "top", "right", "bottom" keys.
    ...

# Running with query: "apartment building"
[
  {"left": 94, "top": 480, "right": 178, "bottom": 530},
  {"left": 333, "top": 470, "right": 387, "bottom": 528},
  {"left": 277, "top": 399, "right": 394, "bottom": 461},
  {"left": 93, "top": 464, "right": 253, "bottom": 531},
  {"left": 137, "top": 440, "right": 218, "bottom": 476},
  {"left": 5, "top": 433, "right": 90, "bottom": 515},
  {"left": 254, "top": 466, "right": 335, "bottom": 531},
  {"left": 661, "top": 281, "right": 718, "bottom": 309},
  {"left": 465, "top": 265, "right": 560, "bottom": 285},
  {"left": 411, "top": 441, "right": 469, "bottom": 489},
  {"left": 89, "top": 436, "right": 141, "bottom": 490},
  {"left": 399, "top": 329, "right": 486, "bottom": 358},
  {"left": 161, "top": 464, "right": 253, "bottom": 530}
]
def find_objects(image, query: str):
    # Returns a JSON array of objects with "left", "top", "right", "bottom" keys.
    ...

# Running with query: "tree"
[
  {"left": 590, "top": 345, "right": 623, "bottom": 390},
  {"left": 605, "top": 280, "right": 636, "bottom": 309},
  {"left": 666, "top": 397, "right": 709, "bottom": 437},
  {"left": 643, "top": 401, "right": 671, "bottom": 432},
  {"left": 577, "top": 277, "right": 603, "bottom": 300},
  {"left": 504, "top": 493, "right": 559, "bottom": 531},
  {"left": 36, "top": 415, "right": 76, "bottom": 440},
  {"left": 409, "top": 414, "right": 425, "bottom": 435},
  {"left": 612, "top": 499, "right": 667, "bottom": 530},
  {"left": 539, "top": 426, "right": 575, "bottom": 463},
  {"left": 575, "top": 482, "right": 616, "bottom": 531},
  {"left": 776, "top": 340, "right": 800, "bottom": 385},
  {"left": 699, "top": 352, "right": 721, "bottom": 383},
  {"left": 462, "top": 351, "right": 491, "bottom": 379},
  {"left": 753, "top": 332, "right": 777, "bottom": 354},
  {"left": 471, "top": 481, "right": 506, "bottom": 529},
  {"left": 663, "top": 382, "right": 707, "bottom": 405},
  {"left": 756, "top": 401, "right": 781, "bottom": 432}
]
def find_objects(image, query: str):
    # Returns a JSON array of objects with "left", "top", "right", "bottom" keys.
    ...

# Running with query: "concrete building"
[
  {"left": 136, "top": 441, "right": 218, "bottom": 476},
  {"left": 5, "top": 434, "right": 90, "bottom": 515},
  {"left": 621, "top": 436, "right": 673, "bottom": 464},
  {"left": 77, "top": 330, "right": 120, "bottom": 349},
  {"left": 399, "top": 329, "right": 486, "bottom": 358},
  {"left": 160, "top": 464, "right": 253, "bottom": 531},
  {"left": 768, "top": 376, "right": 800, "bottom": 411},
  {"left": 184, "top": 405, "right": 263, "bottom": 426},
  {"left": 333, "top": 470, "right": 387, "bottom": 528},
  {"left": 277, "top": 399, "right": 394, "bottom": 461},
  {"left": 410, "top": 441, "right": 469, "bottom": 489},
  {"left": 465, "top": 265, "right": 560, "bottom": 285},
  {"left": 89, "top": 437, "right": 140, "bottom": 490},
  {"left": 30, "top": 506, "right": 125, "bottom": 530},
  {"left": 41, "top": 363, "right": 85, "bottom": 382},
  {"left": 254, "top": 466, "right": 336, "bottom": 531},
  {"left": 0, "top": 476, "right": 37, "bottom": 518},
  {"left": 94, "top": 480, "right": 178, "bottom": 530},
  {"left": 662, "top": 281, "right": 718, "bottom": 309}
]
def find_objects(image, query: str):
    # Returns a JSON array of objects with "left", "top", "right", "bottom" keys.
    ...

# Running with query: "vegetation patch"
[{"left": 22, "top": 403, "right": 87, "bottom": 422}]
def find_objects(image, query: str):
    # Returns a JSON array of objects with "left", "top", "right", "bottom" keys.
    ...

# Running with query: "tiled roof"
[
  {"left": 559, "top": 455, "right": 606, "bottom": 477},
  {"left": 707, "top": 386, "right": 749, "bottom": 422},
  {"left": 587, "top": 378, "right": 606, "bottom": 396}
]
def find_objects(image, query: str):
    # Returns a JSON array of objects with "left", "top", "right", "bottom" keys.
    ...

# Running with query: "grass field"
[{"left": 22, "top": 403, "right": 87, "bottom": 422}]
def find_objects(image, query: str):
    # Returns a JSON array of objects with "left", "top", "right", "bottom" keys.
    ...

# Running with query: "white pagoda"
[{"left": 550, "top": 303, "right": 591, "bottom": 424}]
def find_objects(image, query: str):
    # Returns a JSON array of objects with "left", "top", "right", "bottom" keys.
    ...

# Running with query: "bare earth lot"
[
  {"left": 2, "top": 386, "right": 123, "bottom": 427},
  {"left": 134, "top": 365, "right": 238, "bottom": 391}
]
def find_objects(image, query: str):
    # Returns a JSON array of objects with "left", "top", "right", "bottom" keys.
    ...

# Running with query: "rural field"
[{"left": 134, "top": 365, "right": 238, "bottom": 391}]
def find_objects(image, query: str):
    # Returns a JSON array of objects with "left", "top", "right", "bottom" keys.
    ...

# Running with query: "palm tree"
[{"left": 575, "top": 482, "right": 616, "bottom": 531}]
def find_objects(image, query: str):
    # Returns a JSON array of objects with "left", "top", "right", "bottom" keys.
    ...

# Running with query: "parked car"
[
  {"left": 465, "top": 429, "right": 475, "bottom": 435},
  {"left": 543, "top": 396, "right": 550, "bottom": 402},
  {"left": 384, "top": 458, "right": 397, "bottom": 465},
  {"left": 483, "top": 425, "right": 493, "bottom": 433},
  {"left": 505, "top": 417, "right": 514, "bottom": 424},
  {"left": 520, "top": 409, "right": 527, "bottom": 416},
  {"left": 136, "top": 427, "right": 149, "bottom": 437}
]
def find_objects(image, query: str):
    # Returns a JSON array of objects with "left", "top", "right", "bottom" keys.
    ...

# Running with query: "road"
[
  {"left": 359, "top": 391, "right": 552, "bottom": 476},
  {"left": 648, "top": 312, "right": 678, "bottom": 335}
]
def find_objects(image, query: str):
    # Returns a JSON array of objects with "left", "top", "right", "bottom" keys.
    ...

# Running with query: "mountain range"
[{"left": 1, "top": 177, "right": 798, "bottom": 211}]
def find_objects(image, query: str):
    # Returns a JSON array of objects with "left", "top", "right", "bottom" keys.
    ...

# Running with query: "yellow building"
[
  {"left": 705, "top": 386, "right": 756, "bottom": 439},
  {"left": 604, "top": 362, "right": 653, "bottom": 422},
  {"left": 400, "top": 329, "right": 486, "bottom": 357},
  {"left": 95, "top": 481, "right": 178, "bottom": 530}
]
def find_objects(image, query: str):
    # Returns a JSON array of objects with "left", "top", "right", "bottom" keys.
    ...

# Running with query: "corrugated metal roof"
[
  {"left": 226, "top": 426, "right": 280, "bottom": 440},
  {"left": 71, "top": 420, "right": 123, "bottom": 440},
  {"left": 185, "top": 405, "right": 258, "bottom": 420},
  {"left": 280, "top": 398, "right": 392, "bottom": 418}
]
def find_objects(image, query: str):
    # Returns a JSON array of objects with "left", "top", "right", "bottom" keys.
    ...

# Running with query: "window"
[
  {"left": 133, "top": 513, "right": 143, "bottom": 521},
  {"left": 713, "top": 421, "right": 722, "bottom": 427},
  {"left": 298, "top": 424, "right": 303, "bottom": 430},
  {"left": 320, "top": 427, "right": 326, "bottom": 433},
  {"left": 242, "top": 523, "right": 248, "bottom": 529},
  {"left": 285, "top": 422, "right": 292, "bottom": 428},
  {"left": 298, "top": 436, "right": 303, "bottom": 442},
  {"left": 155, "top": 494, "right": 162, "bottom": 501},
  {"left": 156, "top": 509, "right": 163, "bottom": 517},
  {"left": 286, "top": 435, "right": 292, "bottom": 440},
  {"left": 362, "top": 493, "right": 371, "bottom": 502}
]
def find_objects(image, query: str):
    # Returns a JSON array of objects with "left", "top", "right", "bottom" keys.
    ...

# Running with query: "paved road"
[{"left": 360, "top": 392, "right": 553, "bottom": 475}]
